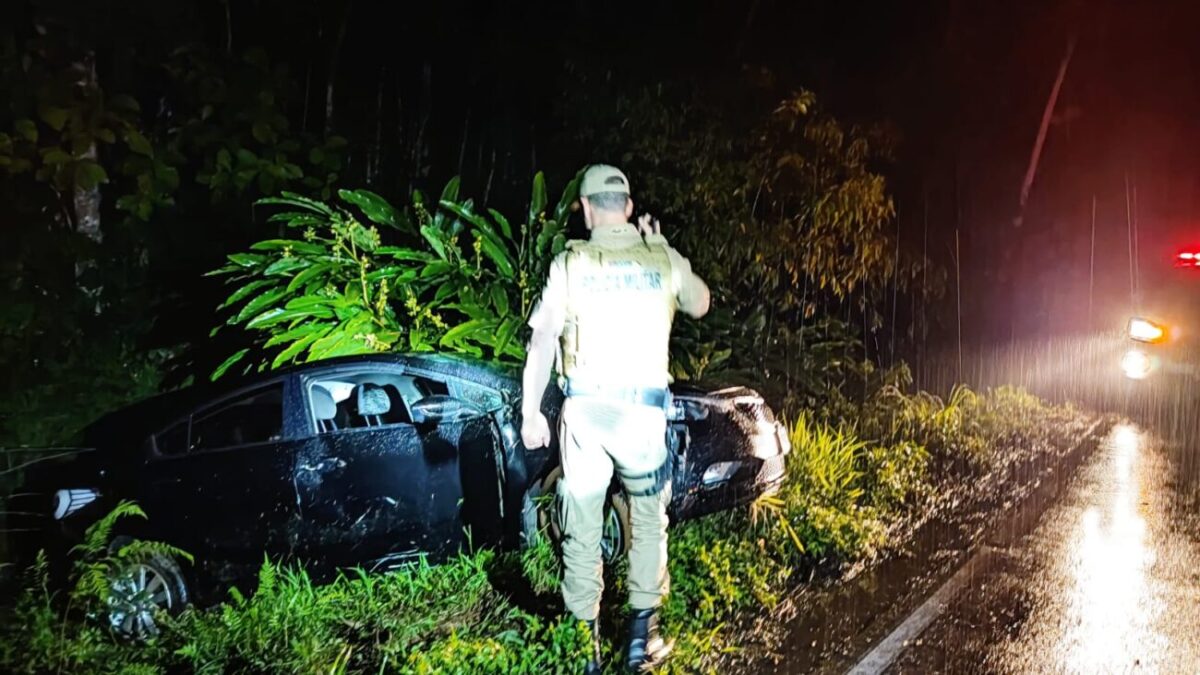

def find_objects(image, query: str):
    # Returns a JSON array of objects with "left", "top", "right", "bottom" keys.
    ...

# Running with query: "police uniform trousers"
[{"left": 557, "top": 396, "right": 671, "bottom": 622}]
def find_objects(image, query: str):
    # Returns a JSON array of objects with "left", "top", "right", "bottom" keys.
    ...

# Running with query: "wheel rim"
[
  {"left": 600, "top": 507, "right": 623, "bottom": 563},
  {"left": 107, "top": 562, "right": 173, "bottom": 639},
  {"left": 540, "top": 470, "right": 624, "bottom": 564}
]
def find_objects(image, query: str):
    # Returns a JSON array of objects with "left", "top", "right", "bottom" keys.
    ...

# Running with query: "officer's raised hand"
[
  {"left": 637, "top": 213, "right": 661, "bottom": 237},
  {"left": 639, "top": 213, "right": 711, "bottom": 318}
]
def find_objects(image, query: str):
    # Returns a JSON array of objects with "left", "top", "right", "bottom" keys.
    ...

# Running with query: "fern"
[
  {"left": 62, "top": 501, "right": 193, "bottom": 610},
  {"left": 115, "top": 539, "right": 194, "bottom": 565},
  {"left": 256, "top": 556, "right": 277, "bottom": 596},
  {"left": 71, "top": 499, "right": 146, "bottom": 559}
]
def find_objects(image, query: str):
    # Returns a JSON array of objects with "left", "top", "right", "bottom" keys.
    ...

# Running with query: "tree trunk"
[
  {"left": 395, "top": 70, "right": 406, "bottom": 191},
  {"left": 733, "top": 0, "right": 761, "bottom": 61},
  {"left": 456, "top": 105, "right": 471, "bottom": 178},
  {"left": 367, "top": 67, "right": 384, "bottom": 185},
  {"left": 483, "top": 147, "right": 497, "bottom": 205},
  {"left": 324, "top": 0, "right": 352, "bottom": 137},
  {"left": 301, "top": 58, "right": 312, "bottom": 132},
  {"left": 223, "top": 0, "right": 234, "bottom": 55},
  {"left": 73, "top": 144, "right": 101, "bottom": 243},
  {"left": 72, "top": 51, "right": 102, "bottom": 297},
  {"left": 73, "top": 53, "right": 102, "bottom": 245},
  {"left": 410, "top": 61, "right": 432, "bottom": 183}
]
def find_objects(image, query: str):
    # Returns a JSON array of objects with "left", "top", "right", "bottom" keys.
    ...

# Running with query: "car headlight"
[
  {"left": 53, "top": 488, "right": 99, "bottom": 520},
  {"left": 1121, "top": 348, "right": 1153, "bottom": 380},
  {"left": 702, "top": 461, "right": 742, "bottom": 487},
  {"left": 1128, "top": 317, "right": 1166, "bottom": 343}
]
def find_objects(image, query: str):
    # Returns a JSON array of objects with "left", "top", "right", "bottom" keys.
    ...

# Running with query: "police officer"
[{"left": 521, "top": 164, "right": 710, "bottom": 673}]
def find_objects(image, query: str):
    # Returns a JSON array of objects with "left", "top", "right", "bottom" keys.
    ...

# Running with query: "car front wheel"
[
  {"left": 105, "top": 537, "right": 190, "bottom": 640},
  {"left": 532, "top": 466, "right": 631, "bottom": 566}
]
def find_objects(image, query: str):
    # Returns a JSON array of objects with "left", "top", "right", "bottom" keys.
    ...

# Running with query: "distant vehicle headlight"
[
  {"left": 1128, "top": 317, "right": 1166, "bottom": 343},
  {"left": 1121, "top": 349, "right": 1153, "bottom": 380}
]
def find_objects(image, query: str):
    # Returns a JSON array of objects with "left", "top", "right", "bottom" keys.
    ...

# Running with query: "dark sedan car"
[{"left": 11, "top": 353, "right": 789, "bottom": 637}]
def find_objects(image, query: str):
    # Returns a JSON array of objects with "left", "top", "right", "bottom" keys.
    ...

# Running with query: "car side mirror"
[{"left": 410, "top": 395, "right": 486, "bottom": 425}]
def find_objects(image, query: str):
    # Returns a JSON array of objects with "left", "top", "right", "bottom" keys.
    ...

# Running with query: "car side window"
[
  {"left": 447, "top": 379, "right": 503, "bottom": 411},
  {"left": 307, "top": 372, "right": 473, "bottom": 433},
  {"left": 155, "top": 419, "right": 189, "bottom": 456},
  {"left": 189, "top": 385, "right": 284, "bottom": 452}
]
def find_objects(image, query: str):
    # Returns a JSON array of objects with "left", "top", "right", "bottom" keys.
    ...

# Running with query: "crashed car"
[{"left": 9, "top": 353, "right": 789, "bottom": 637}]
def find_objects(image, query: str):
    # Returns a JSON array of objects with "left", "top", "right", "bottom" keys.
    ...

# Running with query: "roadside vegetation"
[
  {"left": 0, "top": 15, "right": 1092, "bottom": 673},
  {"left": 0, "top": 376, "right": 1091, "bottom": 674},
  {"left": 0, "top": 121, "right": 1096, "bottom": 673}
]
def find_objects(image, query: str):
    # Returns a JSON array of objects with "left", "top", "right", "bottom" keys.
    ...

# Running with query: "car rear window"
[
  {"left": 155, "top": 419, "right": 189, "bottom": 456},
  {"left": 190, "top": 386, "right": 283, "bottom": 451},
  {"left": 154, "top": 384, "right": 284, "bottom": 455}
]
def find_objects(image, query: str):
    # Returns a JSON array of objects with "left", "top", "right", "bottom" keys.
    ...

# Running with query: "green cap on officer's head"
[{"left": 580, "top": 164, "right": 630, "bottom": 197}]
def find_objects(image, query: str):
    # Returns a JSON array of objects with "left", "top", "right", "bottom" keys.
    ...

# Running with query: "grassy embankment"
[{"left": 0, "top": 383, "right": 1090, "bottom": 674}]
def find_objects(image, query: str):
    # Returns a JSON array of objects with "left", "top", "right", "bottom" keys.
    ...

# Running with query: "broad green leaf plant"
[{"left": 210, "top": 171, "right": 581, "bottom": 379}]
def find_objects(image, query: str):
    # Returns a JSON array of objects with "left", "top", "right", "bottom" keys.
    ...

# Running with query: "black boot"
[
  {"left": 625, "top": 608, "right": 673, "bottom": 673},
  {"left": 584, "top": 619, "right": 602, "bottom": 675}
]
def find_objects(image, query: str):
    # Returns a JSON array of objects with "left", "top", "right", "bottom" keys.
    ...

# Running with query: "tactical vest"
[{"left": 559, "top": 237, "right": 676, "bottom": 388}]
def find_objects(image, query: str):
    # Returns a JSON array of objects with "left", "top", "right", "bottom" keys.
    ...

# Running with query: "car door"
[
  {"left": 139, "top": 379, "right": 303, "bottom": 569},
  {"left": 291, "top": 365, "right": 505, "bottom": 569}
]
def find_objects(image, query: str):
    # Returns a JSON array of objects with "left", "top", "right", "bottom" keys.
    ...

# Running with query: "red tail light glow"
[{"left": 1175, "top": 250, "right": 1200, "bottom": 267}]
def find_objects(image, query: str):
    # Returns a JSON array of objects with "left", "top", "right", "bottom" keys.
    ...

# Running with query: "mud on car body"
[{"left": 8, "top": 353, "right": 789, "bottom": 637}]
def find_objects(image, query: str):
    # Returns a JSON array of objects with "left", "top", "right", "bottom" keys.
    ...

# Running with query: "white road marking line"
[{"left": 846, "top": 547, "right": 996, "bottom": 675}]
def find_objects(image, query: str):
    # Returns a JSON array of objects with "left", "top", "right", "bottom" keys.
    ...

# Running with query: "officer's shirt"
[{"left": 527, "top": 223, "right": 706, "bottom": 387}]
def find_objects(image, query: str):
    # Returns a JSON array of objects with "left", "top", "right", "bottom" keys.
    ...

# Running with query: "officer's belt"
[{"left": 563, "top": 381, "right": 670, "bottom": 410}]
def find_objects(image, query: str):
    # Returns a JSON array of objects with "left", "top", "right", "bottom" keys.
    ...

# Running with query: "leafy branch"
[{"left": 210, "top": 170, "right": 582, "bottom": 379}]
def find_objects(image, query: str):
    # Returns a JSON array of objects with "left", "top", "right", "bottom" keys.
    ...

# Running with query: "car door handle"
[{"left": 300, "top": 458, "right": 345, "bottom": 474}]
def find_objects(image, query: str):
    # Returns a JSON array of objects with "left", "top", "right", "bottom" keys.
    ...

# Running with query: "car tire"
[
  {"left": 104, "top": 536, "right": 190, "bottom": 641},
  {"left": 534, "top": 466, "right": 632, "bottom": 565}
]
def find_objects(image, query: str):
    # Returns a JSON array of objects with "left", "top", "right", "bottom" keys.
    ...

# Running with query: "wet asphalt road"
[
  {"left": 881, "top": 423, "right": 1200, "bottom": 673},
  {"left": 738, "top": 334, "right": 1200, "bottom": 674}
]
